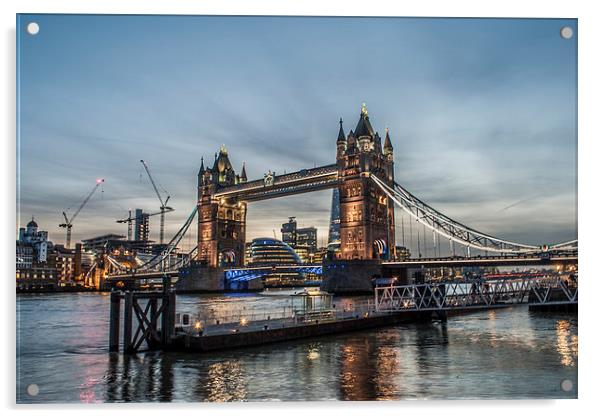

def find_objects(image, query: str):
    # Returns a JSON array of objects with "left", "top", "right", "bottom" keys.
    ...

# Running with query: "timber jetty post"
[{"left": 108, "top": 275, "right": 176, "bottom": 354}]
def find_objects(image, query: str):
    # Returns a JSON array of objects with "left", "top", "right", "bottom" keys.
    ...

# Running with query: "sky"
[{"left": 16, "top": 15, "right": 577, "bottom": 253}]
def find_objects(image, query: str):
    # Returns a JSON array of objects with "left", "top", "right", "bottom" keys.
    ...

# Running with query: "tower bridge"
[
  {"left": 104, "top": 104, "right": 577, "bottom": 294},
  {"left": 213, "top": 164, "right": 339, "bottom": 202},
  {"left": 194, "top": 104, "right": 396, "bottom": 273}
]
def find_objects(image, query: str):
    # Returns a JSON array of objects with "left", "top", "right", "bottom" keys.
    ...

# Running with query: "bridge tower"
[
  {"left": 336, "top": 104, "right": 396, "bottom": 261},
  {"left": 197, "top": 146, "right": 247, "bottom": 268}
]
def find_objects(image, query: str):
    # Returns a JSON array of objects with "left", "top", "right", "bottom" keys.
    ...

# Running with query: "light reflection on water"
[
  {"left": 556, "top": 319, "right": 578, "bottom": 367},
  {"left": 16, "top": 291, "right": 577, "bottom": 403},
  {"left": 206, "top": 360, "right": 247, "bottom": 402}
]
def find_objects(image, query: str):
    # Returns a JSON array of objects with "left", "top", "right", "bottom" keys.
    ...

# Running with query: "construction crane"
[
  {"left": 116, "top": 208, "right": 168, "bottom": 241},
  {"left": 121, "top": 209, "right": 133, "bottom": 241},
  {"left": 140, "top": 160, "right": 173, "bottom": 245},
  {"left": 59, "top": 178, "right": 105, "bottom": 248}
]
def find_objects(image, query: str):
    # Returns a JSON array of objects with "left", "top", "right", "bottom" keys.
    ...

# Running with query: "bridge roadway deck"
[
  {"left": 107, "top": 254, "right": 577, "bottom": 282},
  {"left": 107, "top": 271, "right": 180, "bottom": 281},
  {"left": 383, "top": 255, "right": 577, "bottom": 268}
]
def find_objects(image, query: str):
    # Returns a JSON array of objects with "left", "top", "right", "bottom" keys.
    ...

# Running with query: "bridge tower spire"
[
  {"left": 384, "top": 127, "right": 394, "bottom": 162},
  {"left": 336, "top": 103, "right": 396, "bottom": 261},
  {"left": 197, "top": 145, "right": 247, "bottom": 270},
  {"left": 240, "top": 162, "right": 247, "bottom": 183},
  {"left": 197, "top": 156, "right": 205, "bottom": 182},
  {"left": 355, "top": 103, "right": 375, "bottom": 152},
  {"left": 336, "top": 118, "right": 346, "bottom": 159}
]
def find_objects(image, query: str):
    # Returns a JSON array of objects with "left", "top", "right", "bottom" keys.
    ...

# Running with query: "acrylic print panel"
[{"left": 16, "top": 14, "right": 577, "bottom": 403}]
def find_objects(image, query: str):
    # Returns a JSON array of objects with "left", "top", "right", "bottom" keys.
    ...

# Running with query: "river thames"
[{"left": 16, "top": 290, "right": 577, "bottom": 403}]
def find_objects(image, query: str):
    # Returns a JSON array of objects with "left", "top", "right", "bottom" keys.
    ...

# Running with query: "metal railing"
[{"left": 374, "top": 276, "right": 577, "bottom": 312}]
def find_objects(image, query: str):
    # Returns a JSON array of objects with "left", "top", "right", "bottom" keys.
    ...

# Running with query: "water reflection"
[
  {"left": 206, "top": 360, "right": 247, "bottom": 402},
  {"left": 374, "top": 346, "right": 400, "bottom": 400},
  {"left": 104, "top": 353, "right": 176, "bottom": 402},
  {"left": 556, "top": 319, "right": 578, "bottom": 367},
  {"left": 17, "top": 293, "right": 578, "bottom": 402},
  {"left": 97, "top": 316, "right": 580, "bottom": 401},
  {"left": 79, "top": 376, "right": 99, "bottom": 403},
  {"left": 339, "top": 338, "right": 377, "bottom": 400}
]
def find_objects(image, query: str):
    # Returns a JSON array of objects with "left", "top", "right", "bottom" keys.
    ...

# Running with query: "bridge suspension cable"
[
  {"left": 135, "top": 206, "right": 198, "bottom": 271},
  {"left": 370, "top": 174, "right": 576, "bottom": 254},
  {"left": 102, "top": 206, "right": 200, "bottom": 275},
  {"left": 548, "top": 239, "right": 578, "bottom": 250},
  {"left": 400, "top": 211, "right": 405, "bottom": 247},
  {"left": 165, "top": 245, "right": 198, "bottom": 271}
]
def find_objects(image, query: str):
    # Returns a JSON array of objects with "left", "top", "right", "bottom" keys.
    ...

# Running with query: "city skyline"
[{"left": 17, "top": 15, "right": 577, "bottom": 249}]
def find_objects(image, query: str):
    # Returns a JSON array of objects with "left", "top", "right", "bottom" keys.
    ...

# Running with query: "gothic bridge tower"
[
  {"left": 336, "top": 104, "right": 396, "bottom": 261},
  {"left": 197, "top": 145, "right": 247, "bottom": 268}
]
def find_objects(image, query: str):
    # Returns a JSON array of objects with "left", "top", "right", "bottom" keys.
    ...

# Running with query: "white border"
[{"left": 2, "top": 0, "right": 600, "bottom": 417}]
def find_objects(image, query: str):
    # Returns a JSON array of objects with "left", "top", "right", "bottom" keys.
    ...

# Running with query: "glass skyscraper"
[{"left": 327, "top": 188, "right": 341, "bottom": 246}]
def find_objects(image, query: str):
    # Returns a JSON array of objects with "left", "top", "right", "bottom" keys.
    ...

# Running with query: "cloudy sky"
[{"left": 17, "top": 15, "right": 577, "bottom": 253}]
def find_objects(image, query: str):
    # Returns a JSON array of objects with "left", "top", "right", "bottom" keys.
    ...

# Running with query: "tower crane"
[
  {"left": 59, "top": 178, "right": 105, "bottom": 248},
  {"left": 122, "top": 209, "right": 133, "bottom": 241},
  {"left": 116, "top": 208, "right": 170, "bottom": 241},
  {"left": 140, "top": 160, "right": 173, "bottom": 245}
]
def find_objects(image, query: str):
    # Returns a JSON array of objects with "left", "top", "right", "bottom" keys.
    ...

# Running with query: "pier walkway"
[
  {"left": 108, "top": 276, "right": 577, "bottom": 354},
  {"left": 374, "top": 275, "right": 577, "bottom": 312}
]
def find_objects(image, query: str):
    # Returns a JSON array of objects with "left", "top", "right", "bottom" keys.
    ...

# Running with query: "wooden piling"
[
  {"left": 109, "top": 291, "right": 121, "bottom": 352},
  {"left": 161, "top": 291, "right": 176, "bottom": 346},
  {"left": 169, "top": 292, "right": 176, "bottom": 340},
  {"left": 149, "top": 298, "right": 158, "bottom": 349},
  {"left": 161, "top": 294, "right": 168, "bottom": 346},
  {"left": 123, "top": 291, "right": 134, "bottom": 353},
  {"left": 108, "top": 288, "right": 177, "bottom": 354},
  {"left": 436, "top": 310, "right": 448, "bottom": 322}
]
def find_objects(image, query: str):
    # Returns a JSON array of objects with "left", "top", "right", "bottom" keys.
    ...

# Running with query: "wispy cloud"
[
  {"left": 499, "top": 195, "right": 541, "bottom": 212},
  {"left": 17, "top": 15, "right": 577, "bottom": 249}
]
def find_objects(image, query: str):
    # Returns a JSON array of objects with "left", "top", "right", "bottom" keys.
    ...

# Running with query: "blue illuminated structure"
[
  {"left": 224, "top": 237, "right": 322, "bottom": 288},
  {"left": 225, "top": 265, "right": 323, "bottom": 283}
]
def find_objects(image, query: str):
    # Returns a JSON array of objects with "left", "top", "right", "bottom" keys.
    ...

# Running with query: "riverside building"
[{"left": 247, "top": 237, "right": 304, "bottom": 286}]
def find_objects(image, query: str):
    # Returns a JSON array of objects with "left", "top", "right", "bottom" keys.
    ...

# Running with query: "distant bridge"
[
  {"left": 104, "top": 264, "right": 323, "bottom": 287},
  {"left": 383, "top": 253, "right": 578, "bottom": 269},
  {"left": 104, "top": 251, "right": 578, "bottom": 289},
  {"left": 106, "top": 270, "right": 180, "bottom": 281}
]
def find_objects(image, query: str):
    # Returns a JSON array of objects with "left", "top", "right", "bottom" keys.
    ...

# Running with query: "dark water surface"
[{"left": 16, "top": 291, "right": 577, "bottom": 403}]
